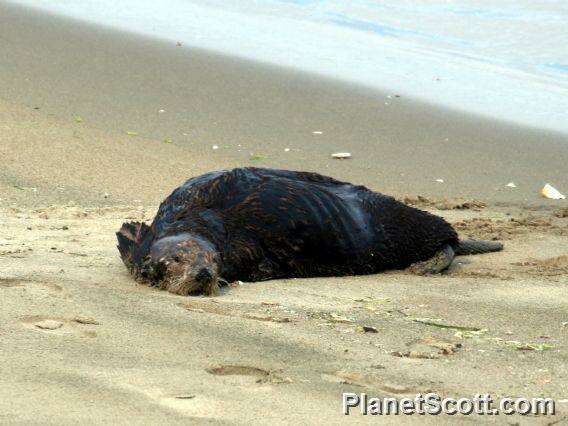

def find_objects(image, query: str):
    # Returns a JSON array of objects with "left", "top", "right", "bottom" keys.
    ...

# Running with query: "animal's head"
[{"left": 148, "top": 233, "right": 222, "bottom": 296}]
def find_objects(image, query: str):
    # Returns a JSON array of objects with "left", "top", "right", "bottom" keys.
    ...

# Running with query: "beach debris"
[
  {"left": 312, "top": 131, "right": 323, "bottom": 135},
  {"left": 126, "top": 131, "right": 139, "bottom": 136},
  {"left": 331, "top": 152, "right": 351, "bottom": 159},
  {"left": 355, "top": 325, "right": 378, "bottom": 333},
  {"left": 420, "top": 338, "right": 462, "bottom": 355},
  {"left": 12, "top": 185, "right": 38, "bottom": 192},
  {"left": 434, "top": 198, "right": 486, "bottom": 210},
  {"left": 403, "top": 195, "right": 485, "bottom": 210},
  {"left": 393, "top": 338, "right": 461, "bottom": 359},
  {"left": 514, "top": 254, "right": 568, "bottom": 276},
  {"left": 454, "top": 329, "right": 488, "bottom": 339},
  {"left": 163, "top": 138, "right": 173, "bottom": 144},
  {"left": 269, "top": 376, "right": 293, "bottom": 384},
  {"left": 409, "top": 317, "right": 482, "bottom": 332},
  {"left": 554, "top": 208, "right": 568, "bottom": 218},
  {"left": 355, "top": 296, "right": 390, "bottom": 313},
  {"left": 206, "top": 365, "right": 270, "bottom": 377},
  {"left": 73, "top": 316, "right": 99, "bottom": 325},
  {"left": 435, "top": 178, "right": 444, "bottom": 183},
  {"left": 244, "top": 313, "right": 291, "bottom": 323},
  {"left": 212, "top": 145, "right": 219, "bottom": 150},
  {"left": 74, "top": 116, "right": 83, "bottom": 123},
  {"left": 309, "top": 311, "right": 355, "bottom": 323},
  {"left": 324, "top": 370, "right": 372, "bottom": 387},
  {"left": 261, "top": 301, "right": 280, "bottom": 307},
  {"left": 35, "top": 320, "right": 63, "bottom": 330},
  {"left": 250, "top": 154, "right": 266, "bottom": 161},
  {"left": 284, "top": 148, "right": 290, "bottom": 152},
  {"left": 230, "top": 280, "right": 244, "bottom": 288},
  {"left": 541, "top": 183, "right": 565, "bottom": 200},
  {"left": 506, "top": 182, "right": 517, "bottom": 188},
  {"left": 327, "top": 313, "right": 354, "bottom": 323},
  {"left": 176, "top": 41, "right": 183, "bottom": 47},
  {"left": 506, "top": 341, "right": 554, "bottom": 351},
  {"left": 158, "top": 109, "right": 165, "bottom": 113},
  {"left": 173, "top": 395, "right": 195, "bottom": 400}
]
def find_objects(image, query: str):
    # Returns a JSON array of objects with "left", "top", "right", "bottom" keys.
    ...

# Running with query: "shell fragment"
[
  {"left": 331, "top": 152, "right": 351, "bottom": 159},
  {"left": 541, "top": 184, "right": 565, "bottom": 200}
]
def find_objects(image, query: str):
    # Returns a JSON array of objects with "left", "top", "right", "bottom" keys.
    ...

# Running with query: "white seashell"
[
  {"left": 312, "top": 131, "right": 323, "bottom": 135},
  {"left": 212, "top": 145, "right": 219, "bottom": 150},
  {"left": 331, "top": 152, "right": 351, "bottom": 159},
  {"left": 506, "top": 182, "right": 517, "bottom": 188},
  {"left": 541, "top": 183, "right": 565, "bottom": 199},
  {"left": 435, "top": 178, "right": 444, "bottom": 183}
]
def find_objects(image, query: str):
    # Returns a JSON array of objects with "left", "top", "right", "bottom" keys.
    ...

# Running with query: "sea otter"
[{"left": 116, "top": 167, "right": 502, "bottom": 295}]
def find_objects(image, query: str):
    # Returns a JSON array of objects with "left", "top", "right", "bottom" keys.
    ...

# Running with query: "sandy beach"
[{"left": 1, "top": 3, "right": 568, "bottom": 424}]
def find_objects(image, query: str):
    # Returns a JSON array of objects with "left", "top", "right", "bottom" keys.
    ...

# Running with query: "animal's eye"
[{"left": 172, "top": 255, "right": 181, "bottom": 262}]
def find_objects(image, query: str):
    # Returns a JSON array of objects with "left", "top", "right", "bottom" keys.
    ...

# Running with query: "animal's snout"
[{"left": 195, "top": 267, "right": 213, "bottom": 284}]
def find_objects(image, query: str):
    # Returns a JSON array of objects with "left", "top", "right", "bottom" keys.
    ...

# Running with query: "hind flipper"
[
  {"left": 408, "top": 245, "right": 455, "bottom": 275},
  {"left": 116, "top": 221, "right": 153, "bottom": 278},
  {"left": 454, "top": 239, "right": 503, "bottom": 255}
]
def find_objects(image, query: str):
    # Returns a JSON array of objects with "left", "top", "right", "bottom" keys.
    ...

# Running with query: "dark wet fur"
[
  {"left": 117, "top": 167, "right": 502, "bottom": 288},
  {"left": 116, "top": 221, "right": 153, "bottom": 279}
]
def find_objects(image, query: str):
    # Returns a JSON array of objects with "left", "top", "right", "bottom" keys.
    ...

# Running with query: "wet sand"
[
  {"left": 1, "top": 3, "right": 568, "bottom": 424},
  {"left": 1, "top": 3, "right": 568, "bottom": 207}
]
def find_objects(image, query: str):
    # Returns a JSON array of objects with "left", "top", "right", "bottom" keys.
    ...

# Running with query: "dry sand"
[{"left": 1, "top": 3, "right": 568, "bottom": 424}]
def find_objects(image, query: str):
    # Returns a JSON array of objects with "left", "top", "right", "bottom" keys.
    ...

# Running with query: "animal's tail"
[
  {"left": 454, "top": 239, "right": 503, "bottom": 256},
  {"left": 116, "top": 221, "right": 153, "bottom": 278}
]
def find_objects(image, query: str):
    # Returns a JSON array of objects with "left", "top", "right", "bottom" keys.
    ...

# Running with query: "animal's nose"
[{"left": 195, "top": 268, "right": 213, "bottom": 283}]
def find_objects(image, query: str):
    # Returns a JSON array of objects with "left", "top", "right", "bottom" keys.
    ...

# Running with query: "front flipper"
[{"left": 408, "top": 245, "right": 455, "bottom": 275}]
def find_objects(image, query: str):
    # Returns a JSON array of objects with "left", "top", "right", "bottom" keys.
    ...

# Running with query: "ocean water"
[{"left": 7, "top": 0, "right": 568, "bottom": 133}]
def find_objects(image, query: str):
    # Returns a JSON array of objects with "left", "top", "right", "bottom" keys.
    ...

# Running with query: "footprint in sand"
[
  {"left": 0, "top": 277, "right": 24, "bottom": 288},
  {"left": 0, "top": 277, "right": 64, "bottom": 293},
  {"left": 206, "top": 365, "right": 292, "bottom": 385},
  {"left": 206, "top": 365, "right": 270, "bottom": 378},
  {"left": 322, "top": 370, "right": 416, "bottom": 395},
  {"left": 35, "top": 319, "right": 64, "bottom": 330},
  {"left": 21, "top": 315, "right": 99, "bottom": 337}
]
